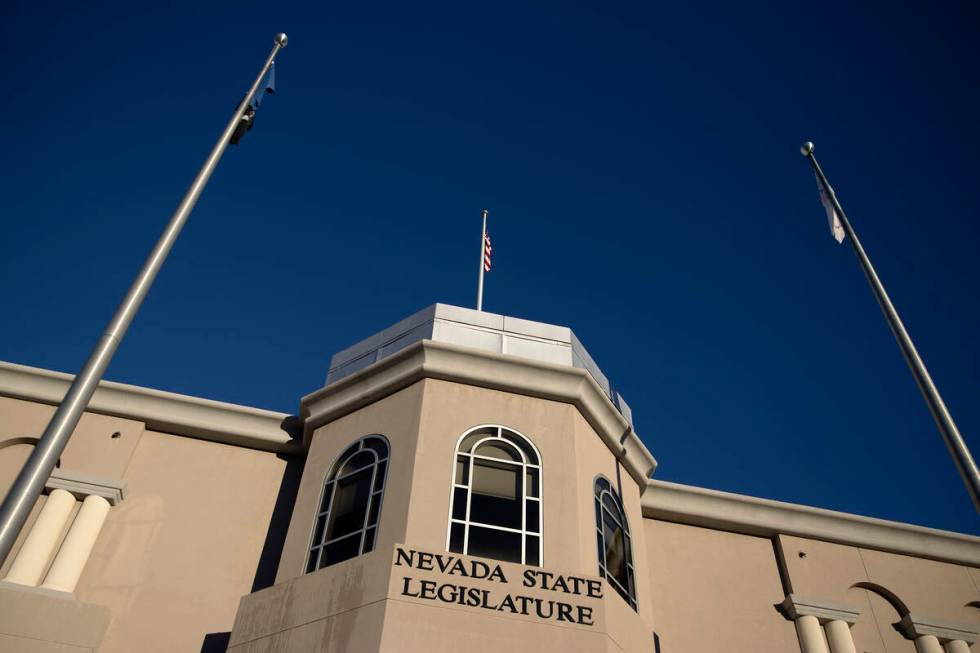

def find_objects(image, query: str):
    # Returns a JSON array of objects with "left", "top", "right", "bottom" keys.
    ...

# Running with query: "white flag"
[{"left": 815, "top": 172, "right": 845, "bottom": 243}]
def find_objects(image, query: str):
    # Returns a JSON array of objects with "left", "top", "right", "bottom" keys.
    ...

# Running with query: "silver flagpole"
[
  {"left": 801, "top": 141, "right": 980, "bottom": 512},
  {"left": 0, "top": 33, "right": 289, "bottom": 564},
  {"left": 477, "top": 209, "right": 488, "bottom": 311}
]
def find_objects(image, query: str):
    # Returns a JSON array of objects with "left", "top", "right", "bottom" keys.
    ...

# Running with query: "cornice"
[
  {"left": 898, "top": 614, "right": 979, "bottom": 644},
  {"left": 642, "top": 479, "right": 980, "bottom": 567},
  {"left": 0, "top": 361, "right": 299, "bottom": 454},
  {"left": 46, "top": 469, "right": 126, "bottom": 505},
  {"left": 778, "top": 594, "right": 861, "bottom": 624},
  {"left": 301, "top": 339, "right": 658, "bottom": 485}
]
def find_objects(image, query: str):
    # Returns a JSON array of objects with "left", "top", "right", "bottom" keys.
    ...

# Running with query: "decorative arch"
[
  {"left": 446, "top": 425, "right": 542, "bottom": 566},
  {"left": 305, "top": 435, "right": 389, "bottom": 573},
  {"left": 0, "top": 436, "right": 41, "bottom": 450},
  {"left": 594, "top": 475, "right": 637, "bottom": 610},
  {"left": 850, "top": 582, "right": 910, "bottom": 617}
]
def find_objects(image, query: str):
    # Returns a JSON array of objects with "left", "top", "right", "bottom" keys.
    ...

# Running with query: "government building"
[{"left": 0, "top": 303, "right": 977, "bottom": 652}]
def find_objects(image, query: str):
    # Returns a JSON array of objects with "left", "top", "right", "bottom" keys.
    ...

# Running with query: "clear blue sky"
[{"left": 2, "top": 0, "right": 978, "bottom": 534}]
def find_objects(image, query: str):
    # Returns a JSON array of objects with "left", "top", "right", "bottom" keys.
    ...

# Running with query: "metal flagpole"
[
  {"left": 477, "top": 209, "right": 488, "bottom": 311},
  {"left": 801, "top": 141, "right": 980, "bottom": 512},
  {"left": 0, "top": 33, "right": 290, "bottom": 564}
]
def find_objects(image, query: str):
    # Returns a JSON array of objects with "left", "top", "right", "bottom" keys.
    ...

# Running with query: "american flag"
[{"left": 483, "top": 232, "right": 492, "bottom": 272}]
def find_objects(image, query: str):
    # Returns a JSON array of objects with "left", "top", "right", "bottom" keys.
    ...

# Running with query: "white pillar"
[
  {"left": 3, "top": 489, "right": 76, "bottom": 586},
  {"left": 40, "top": 494, "right": 109, "bottom": 593},
  {"left": 796, "top": 615, "right": 830, "bottom": 653},
  {"left": 944, "top": 641, "right": 971, "bottom": 653},
  {"left": 914, "top": 635, "right": 945, "bottom": 653},
  {"left": 825, "top": 619, "right": 857, "bottom": 653}
]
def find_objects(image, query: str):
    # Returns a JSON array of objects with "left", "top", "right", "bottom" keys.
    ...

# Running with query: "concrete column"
[
  {"left": 944, "top": 641, "right": 971, "bottom": 653},
  {"left": 40, "top": 494, "right": 110, "bottom": 593},
  {"left": 3, "top": 489, "right": 76, "bottom": 586},
  {"left": 795, "top": 615, "right": 830, "bottom": 653},
  {"left": 825, "top": 619, "right": 857, "bottom": 653},
  {"left": 914, "top": 635, "right": 945, "bottom": 653}
]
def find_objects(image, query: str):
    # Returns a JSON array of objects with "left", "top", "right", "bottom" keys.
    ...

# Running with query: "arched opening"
[
  {"left": 447, "top": 425, "right": 542, "bottom": 566},
  {"left": 847, "top": 582, "right": 911, "bottom": 652},
  {"left": 594, "top": 476, "right": 637, "bottom": 610},
  {"left": 305, "top": 435, "right": 390, "bottom": 573}
]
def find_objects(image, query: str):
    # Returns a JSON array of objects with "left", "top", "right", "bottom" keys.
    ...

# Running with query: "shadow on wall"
[
  {"left": 250, "top": 415, "right": 305, "bottom": 593},
  {"left": 200, "top": 631, "right": 230, "bottom": 653}
]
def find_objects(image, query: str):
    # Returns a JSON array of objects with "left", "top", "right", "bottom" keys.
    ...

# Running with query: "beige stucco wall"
[
  {"left": 779, "top": 534, "right": 980, "bottom": 652},
  {"left": 0, "top": 396, "right": 292, "bottom": 653},
  {"left": 0, "top": 396, "right": 145, "bottom": 483},
  {"left": 644, "top": 519, "right": 799, "bottom": 653}
]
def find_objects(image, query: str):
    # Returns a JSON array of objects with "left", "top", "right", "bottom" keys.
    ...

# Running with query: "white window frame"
[
  {"left": 594, "top": 475, "right": 637, "bottom": 610},
  {"left": 445, "top": 424, "right": 543, "bottom": 566},
  {"left": 306, "top": 435, "right": 389, "bottom": 573}
]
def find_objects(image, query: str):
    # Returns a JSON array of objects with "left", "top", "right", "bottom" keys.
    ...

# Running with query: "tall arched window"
[
  {"left": 306, "top": 435, "right": 389, "bottom": 573},
  {"left": 594, "top": 476, "right": 637, "bottom": 610},
  {"left": 447, "top": 425, "right": 542, "bottom": 566}
]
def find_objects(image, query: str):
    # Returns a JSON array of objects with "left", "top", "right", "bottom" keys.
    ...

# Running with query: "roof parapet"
[{"left": 325, "top": 304, "right": 634, "bottom": 426}]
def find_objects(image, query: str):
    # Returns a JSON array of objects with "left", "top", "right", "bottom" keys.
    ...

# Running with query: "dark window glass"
[
  {"left": 525, "top": 468, "right": 539, "bottom": 498},
  {"left": 602, "top": 494, "right": 621, "bottom": 522},
  {"left": 449, "top": 426, "right": 541, "bottom": 566},
  {"left": 470, "top": 459, "right": 521, "bottom": 529},
  {"left": 341, "top": 450, "right": 376, "bottom": 476},
  {"left": 594, "top": 477, "right": 637, "bottom": 610},
  {"left": 500, "top": 431, "right": 540, "bottom": 465},
  {"left": 476, "top": 441, "right": 521, "bottom": 462},
  {"left": 449, "top": 522, "right": 465, "bottom": 552},
  {"left": 459, "top": 427, "right": 496, "bottom": 453},
  {"left": 526, "top": 501, "right": 540, "bottom": 533},
  {"left": 525, "top": 535, "right": 540, "bottom": 566},
  {"left": 455, "top": 457, "right": 469, "bottom": 485},
  {"left": 312, "top": 514, "right": 327, "bottom": 547},
  {"left": 327, "top": 467, "right": 373, "bottom": 540},
  {"left": 452, "top": 487, "right": 468, "bottom": 521},
  {"left": 373, "top": 460, "right": 387, "bottom": 491},
  {"left": 603, "top": 519, "right": 629, "bottom": 589},
  {"left": 321, "top": 534, "right": 360, "bottom": 568},
  {"left": 306, "top": 550, "right": 319, "bottom": 573},
  {"left": 467, "top": 526, "right": 522, "bottom": 564},
  {"left": 367, "top": 493, "right": 381, "bottom": 527},
  {"left": 320, "top": 484, "right": 334, "bottom": 513},
  {"left": 363, "top": 438, "right": 388, "bottom": 458},
  {"left": 307, "top": 435, "right": 390, "bottom": 574},
  {"left": 338, "top": 442, "right": 359, "bottom": 464}
]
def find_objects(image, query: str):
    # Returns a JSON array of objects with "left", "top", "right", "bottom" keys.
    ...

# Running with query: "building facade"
[{"left": 0, "top": 304, "right": 977, "bottom": 653}]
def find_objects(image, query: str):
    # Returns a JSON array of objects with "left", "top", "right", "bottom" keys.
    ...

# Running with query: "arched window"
[
  {"left": 594, "top": 476, "right": 637, "bottom": 610},
  {"left": 306, "top": 435, "right": 389, "bottom": 572},
  {"left": 447, "top": 425, "right": 542, "bottom": 566}
]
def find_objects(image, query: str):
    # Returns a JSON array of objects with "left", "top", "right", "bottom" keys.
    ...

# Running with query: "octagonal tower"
[{"left": 229, "top": 304, "right": 658, "bottom": 652}]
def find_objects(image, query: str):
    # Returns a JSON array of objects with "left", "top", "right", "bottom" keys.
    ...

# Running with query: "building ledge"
[
  {"left": 642, "top": 479, "right": 980, "bottom": 566},
  {"left": 303, "top": 339, "right": 657, "bottom": 485},
  {"left": 46, "top": 469, "right": 126, "bottom": 505},
  {"left": 0, "top": 361, "right": 299, "bottom": 454}
]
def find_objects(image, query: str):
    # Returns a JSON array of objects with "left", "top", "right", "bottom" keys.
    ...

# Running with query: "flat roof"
[{"left": 325, "top": 303, "right": 634, "bottom": 426}]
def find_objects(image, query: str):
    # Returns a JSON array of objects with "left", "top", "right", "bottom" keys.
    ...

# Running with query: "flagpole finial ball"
[
  {"left": 800, "top": 141, "right": 814, "bottom": 156},
  {"left": 274, "top": 33, "right": 288, "bottom": 47}
]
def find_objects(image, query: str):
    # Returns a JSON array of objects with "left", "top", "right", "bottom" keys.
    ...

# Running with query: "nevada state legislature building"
[{"left": 1, "top": 304, "right": 978, "bottom": 653}]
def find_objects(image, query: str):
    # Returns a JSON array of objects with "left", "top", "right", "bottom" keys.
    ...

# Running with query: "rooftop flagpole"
[
  {"left": 0, "top": 33, "right": 289, "bottom": 565},
  {"left": 477, "top": 209, "right": 489, "bottom": 311},
  {"left": 801, "top": 141, "right": 980, "bottom": 513}
]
